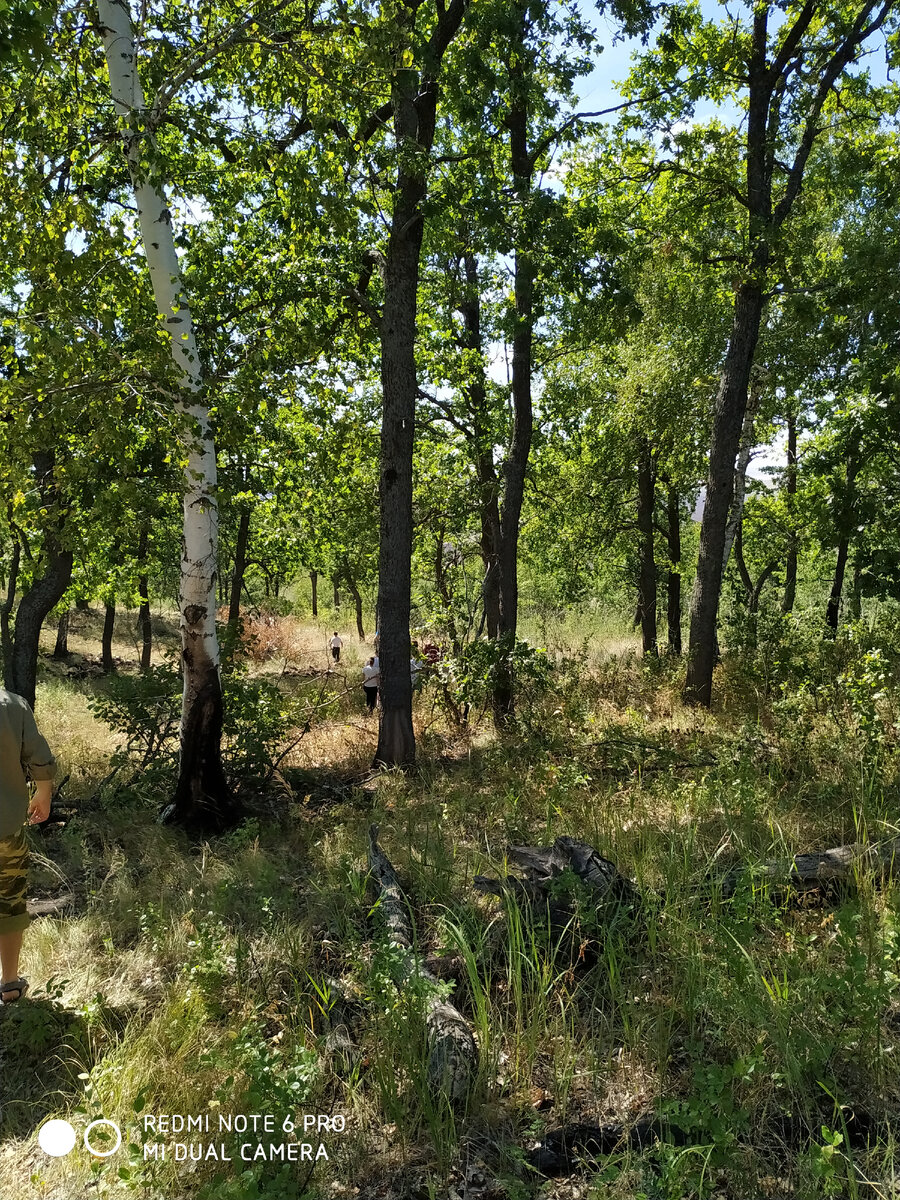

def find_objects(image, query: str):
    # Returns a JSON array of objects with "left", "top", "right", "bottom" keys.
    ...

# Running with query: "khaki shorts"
[{"left": 0, "top": 828, "right": 30, "bottom": 935}]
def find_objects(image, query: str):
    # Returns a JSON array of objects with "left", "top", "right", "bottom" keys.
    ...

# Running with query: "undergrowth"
[{"left": 2, "top": 612, "right": 899, "bottom": 1199}]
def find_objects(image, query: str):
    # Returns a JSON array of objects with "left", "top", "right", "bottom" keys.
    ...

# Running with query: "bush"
[{"left": 88, "top": 664, "right": 300, "bottom": 793}]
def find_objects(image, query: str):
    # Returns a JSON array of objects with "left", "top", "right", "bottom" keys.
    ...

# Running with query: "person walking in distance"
[
  {"left": 329, "top": 631, "right": 343, "bottom": 665},
  {"left": 362, "top": 656, "right": 380, "bottom": 713},
  {"left": 0, "top": 688, "right": 56, "bottom": 1004}
]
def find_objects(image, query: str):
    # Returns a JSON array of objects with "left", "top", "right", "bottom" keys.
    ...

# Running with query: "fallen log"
[
  {"left": 367, "top": 824, "right": 478, "bottom": 1103},
  {"left": 474, "top": 836, "right": 641, "bottom": 950},
  {"left": 528, "top": 1116, "right": 672, "bottom": 1175},
  {"left": 528, "top": 1107, "right": 885, "bottom": 1177},
  {"left": 720, "top": 836, "right": 900, "bottom": 899}
]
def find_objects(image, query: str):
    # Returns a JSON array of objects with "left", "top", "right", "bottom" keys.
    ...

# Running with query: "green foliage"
[
  {"left": 88, "top": 664, "right": 301, "bottom": 792},
  {"left": 435, "top": 636, "right": 552, "bottom": 719}
]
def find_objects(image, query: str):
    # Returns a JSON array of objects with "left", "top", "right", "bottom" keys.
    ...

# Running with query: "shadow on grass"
[{"left": 0, "top": 995, "right": 90, "bottom": 1140}]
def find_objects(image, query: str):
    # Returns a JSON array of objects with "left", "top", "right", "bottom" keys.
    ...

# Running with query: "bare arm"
[{"left": 28, "top": 779, "right": 52, "bottom": 824}]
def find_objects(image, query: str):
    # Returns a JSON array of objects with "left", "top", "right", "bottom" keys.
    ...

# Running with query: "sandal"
[{"left": 0, "top": 978, "right": 29, "bottom": 1004}]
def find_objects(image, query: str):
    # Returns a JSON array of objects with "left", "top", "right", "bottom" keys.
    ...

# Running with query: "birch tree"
[{"left": 97, "top": 0, "right": 238, "bottom": 830}]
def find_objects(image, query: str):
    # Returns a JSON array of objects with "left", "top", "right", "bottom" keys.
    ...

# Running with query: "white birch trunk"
[{"left": 98, "top": 0, "right": 230, "bottom": 819}]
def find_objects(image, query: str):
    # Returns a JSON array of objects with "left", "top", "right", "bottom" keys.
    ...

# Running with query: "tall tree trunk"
[
  {"left": 228, "top": 506, "right": 250, "bottom": 627},
  {"left": 680, "top": 0, "right": 887, "bottom": 703},
  {"left": 434, "top": 528, "right": 460, "bottom": 650},
  {"left": 373, "top": 0, "right": 468, "bottom": 766},
  {"left": 310, "top": 569, "right": 318, "bottom": 617},
  {"left": 8, "top": 452, "right": 74, "bottom": 708},
  {"left": 494, "top": 29, "right": 535, "bottom": 724},
  {"left": 99, "top": 0, "right": 237, "bottom": 830},
  {"left": 826, "top": 538, "right": 850, "bottom": 633},
  {"left": 1, "top": 539, "right": 20, "bottom": 683},
  {"left": 684, "top": 282, "right": 764, "bottom": 706},
  {"left": 722, "top": 371, "right": 763, "bottom": 578},
  {"left": 342, "top": 561, "right": 365, "bottom": 640},
  {"left": 461, "top": 251, "right": 501, "bottom": 640},
  {"left": 733, "top": 522, "right": 755, "bottom": 600},
  {"left": 636, "top": 439, "right": 657, "bottom": 656},
  {"left": 9, "top": 549, "right": 72, "bottom": 709},
  {"left": 848, "top": 556, "right": 862, "bottom": 622},
  {"left": 666, "top": 487, "right": 682, "bottom": 655},
  {"left": 137, "top": 525, "right": 152, "bottom": 672},
  {"left": 781, "top": 411, "right": 798, "bottom": 614},
  {"left": 825, "top": 446, "right": 861, "bottom": 634},
  {"left": 102, "top": 599, "right": 116, "bottom": 673},
  {"left": 332, "top": 577, "right": 340, "bottom": 608},
  {"left": 374, "top": 166, "right": 419, "bottom": 765},
  {"left": 53, "top": 609, "right": 70, "bottom": 659}
]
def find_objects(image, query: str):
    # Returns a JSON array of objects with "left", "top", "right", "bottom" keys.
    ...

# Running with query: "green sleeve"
[{"left": 21, "top": 702, "right": 56, "bottom": 781}]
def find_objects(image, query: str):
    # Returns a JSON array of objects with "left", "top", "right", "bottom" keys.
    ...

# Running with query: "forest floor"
[{"left": 1, "top": 607, "right": 899, "bottom": 1200}]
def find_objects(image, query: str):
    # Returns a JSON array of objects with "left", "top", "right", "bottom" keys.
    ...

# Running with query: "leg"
[
  {"left": 0, "top": 829, "right": 31, "bottom": 1000},
  {"left": 0, "top": 931, "right": 23, "bottom": 995}
]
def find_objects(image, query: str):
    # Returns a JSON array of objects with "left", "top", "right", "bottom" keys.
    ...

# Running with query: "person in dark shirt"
[{"left": 0, "top": 689, "right": 56, "bottom": 1003}]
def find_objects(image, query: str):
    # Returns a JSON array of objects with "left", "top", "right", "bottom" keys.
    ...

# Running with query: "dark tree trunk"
[
  {"left": 373, "top": 0, "right": 468, "bottom": 766},
  {"left": 494, "top": 33, "right": 535, "bottom": 725},
  {"left": 1, "top": 539, "right": 21, "bottom": 683},
  {"left": 9, "top": 453, "right": 74, "bottom": 708},
  {"left": 342, "top": 562, "right": 365, "bottom": 640},
  {"left": 679, "top": 0, "right": 881, "bottom": 704},
  {"left": 825, "top": 446, "right": 860, "bottom": 634},
  {"left": 434, "top": 528, "right": 460, "bottom": 650},
  {"left": 10, "top": 545, "right": 73, "bottom": 708},
  {"left": 53, "top": 609, "right": 70, "bottom": 659},
  {"left": 310, "top": 570, "right": 318, "bottom": 617},
  {"left": 684, "top": 283, "right": 764, "bottom": 706},
  {"left": 733, "top": 522, "right": 755, "bottom": 599},
  {"left": 636, "top": 439, "right": 657, "bottom": 656},
  {"left": 826, "top": 538, "right": 850, "bottom": 633},
  {"left": 169, "top": 651, "right": 240, "bottom": 833},
  {"left": 137, "top": 526, "right": 152, "bottom": 672},
  {"left": 461, "top": 251, "right": 501, "bottom": 640},
  {"left": 848, "top": 556, "right": 862, "bottom": 622},
  {"left": 374, "top": 163, "right": 419, "bottom": 766},
  {"left": 750, "top": 562, "right": 777, "bottom": 614},
  {"left": 666, "top": 487, "right": 682, "bottom": 655},
  {"left": 102, "top": 600, "right": 116, "bottom": 673},
  {"left": 332, "top": 577, "right": 340, "bottom": 608},
  {"left": 228, "top": 506, "right": 250, "bottom": 627},
  {"left": 782, "top": 411, "right": 798, "bottom": 614}
]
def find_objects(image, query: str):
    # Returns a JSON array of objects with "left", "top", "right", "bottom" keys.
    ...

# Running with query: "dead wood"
[
  {"left": 720, "top": 836, "right": 900, "bottom": 898},
  {"left": 367, "top": 824, "right": 478, "bottom": 1103},
  {"left": 474, "top": 836, "right": 641, "bottom": 948}
]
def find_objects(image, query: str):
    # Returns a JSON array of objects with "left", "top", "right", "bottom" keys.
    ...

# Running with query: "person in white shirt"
[
  {"left": 362, "top": 657, "right": 380, "bottom": 712},
  {"left": 329, "top": 632, "right": 343, "bottom": 664},
  {"left": 410, "top": 655, "right": 424, "bottom": 690}
]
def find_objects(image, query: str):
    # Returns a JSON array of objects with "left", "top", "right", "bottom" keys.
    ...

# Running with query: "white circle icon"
[
  {"left": 38, "top": 1119, "right": 77, "bottom": 1157},
  {"left": 84, "top": 1119, "right": 122, "bottom": 1158}
]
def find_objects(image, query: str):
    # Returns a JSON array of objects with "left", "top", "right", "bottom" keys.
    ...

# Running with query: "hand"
[{"left": 28, "top": 782, "right": 52, "bottom": 825}]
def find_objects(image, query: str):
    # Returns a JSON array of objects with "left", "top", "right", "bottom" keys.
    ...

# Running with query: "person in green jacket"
[{"left": 0, "top": 689, "right": 55, "bottom": 1003}]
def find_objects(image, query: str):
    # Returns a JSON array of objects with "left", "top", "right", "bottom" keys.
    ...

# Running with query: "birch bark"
[{"left": 97, "top": 0, "right": 236, "bottom": 828}]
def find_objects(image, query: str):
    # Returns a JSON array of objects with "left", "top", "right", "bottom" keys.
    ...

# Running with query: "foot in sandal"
[{"left": 1, "top": 977, "right": 29, "bottom": 1003}]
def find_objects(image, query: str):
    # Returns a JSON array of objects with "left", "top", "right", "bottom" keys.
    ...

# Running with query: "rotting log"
[
  {"left": 529, "top": 1107, "right": 885, "bottom": 1177},
  {"left": 720, "top": 837, "right": 900, "bottom": 899},
  {"left": 367, "top": 824, "right": 478, "bottom": 1103},
  {"left": 528, "top": 1116, "right": 672, "bottom": 1176},
  {"left": 474, "top": 836, "right": 641, "bottom": 945}
]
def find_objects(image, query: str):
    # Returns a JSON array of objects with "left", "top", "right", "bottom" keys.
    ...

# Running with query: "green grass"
[{"left": 3, "top": 614, "right": 900, "bottom": 1198}]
